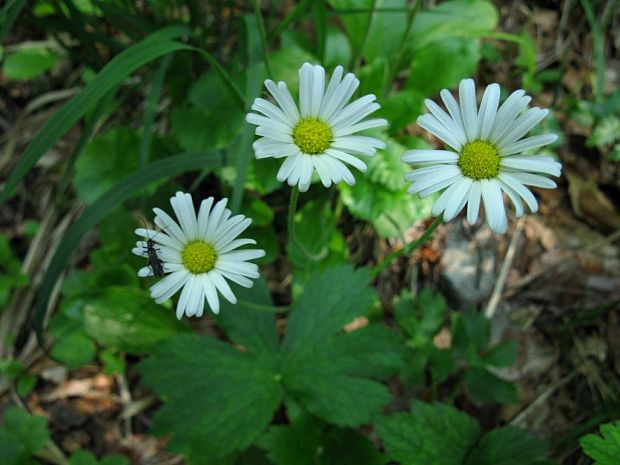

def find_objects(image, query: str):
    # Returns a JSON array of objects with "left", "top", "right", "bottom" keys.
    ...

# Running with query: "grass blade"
[
  {"left": 33, "top": 151, "right": 221, "bottom": 343},
  {"left": 0, "top": 0, "right": 27, "bottom": 42},
  {"left": 231, "top": 15, "right": 264, "bottom": 213},
  {"left": 0, "top": 26, "right": 191, "bottom": 203}
]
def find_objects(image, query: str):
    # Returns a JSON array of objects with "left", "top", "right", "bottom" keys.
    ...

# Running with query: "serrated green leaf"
[
  {"left": 452, "top": 312, "right": 491, "bottom": 359},
  {"left": 483, "top": 340, "right": 519, "bottom": 368},
  {"left": 395, "top": 289, "right": 446, "bottom": 343},
  {"left": 282, "top": 265, "right": 374, "bottom": 352},
  {"left": 3, "top": 48, "right": 60, "bottom": 80},
  {"left": 465, "top": 366, "right": 517, "bottom": 404},
  {"left": 328, "top": 325, "right": 405, "bottom": 378},
  {"left": 139, "top": 334, "right": 283, "bottom": 461},
  {"left": 376, "top": 401, "right": 480, "bottom": 465},
  {"left": 215, "top": 278, "right": 279, "bottom": 354},
  {"left": 0, "top": 408, "right": 50, "bottom": 465},
  {"left": 81, "top": 286, "right": 187, "bottom": 354},
  {"left": 259, "top": 415, "right": 385, "bottom": 465},
  {"left": 589, "top": 115, "right": 620, "bottom": 148},
  {"left": 580, "top": 421, "right": 620, "bottom": 465},
  {"left": 465, "top": 426, "right": 548, "bottom": 465},
  {"left": 50, "top": 330, "right": 96, "bottom": 369}
]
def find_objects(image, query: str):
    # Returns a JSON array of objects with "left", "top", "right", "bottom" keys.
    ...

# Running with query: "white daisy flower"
[
  {"left": 245, "top": 62, "right": 388, "bottom": 192},
  {"left": 132, "top": 192, "right": 265, "bottom": 319},
  {"left": 403, "top": 78, "right": 562, "bottom": 234}
]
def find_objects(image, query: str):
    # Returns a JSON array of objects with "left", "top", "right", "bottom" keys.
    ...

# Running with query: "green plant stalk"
[
  {"left": 351, "top": 0, "right": 377, "bottom": 71},
  {"left": 386, "top": 0, "right": 422, "bottom": 89},
  {"left": 0, "top": 0, "right": 27, "bottom": 42},
  {"left": 252, "top": 0, "right": 272, "bottom": 79},
  {"left": 267, "top": 0, "right": 310, "bottom": 43},
  {"left": 371, "top": 215, "right": 443, "bottom": 278},
  {"left": 312, "top": 0, "right": 327, "bottom": 64},
  {"left": 579, "top": 0, "right": 605, "bottom": 102},
  {"left": 287, "top": 187, "right": 328, "bottom": 262}
]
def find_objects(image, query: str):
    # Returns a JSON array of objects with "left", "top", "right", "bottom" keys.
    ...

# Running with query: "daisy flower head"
[
  {"left": 403, "top": 78, "right": 562, "bottom": 234},
  {"left": 245, "top": 62, "right": 388, "bottom": 192},
  {"left": 132, "top": 192, "right": 265, "bottom": 319}
]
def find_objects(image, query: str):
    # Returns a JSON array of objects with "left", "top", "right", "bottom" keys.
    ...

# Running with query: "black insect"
[{"left": 140, "top": 220, "right": 165, "bottom": 277}]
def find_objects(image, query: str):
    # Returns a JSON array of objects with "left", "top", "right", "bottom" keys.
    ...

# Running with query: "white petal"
[
  {"left": 417, "top": 114, "right": 463, "bottom": 151},
  {"left": 312, "top": 155, "right": 334, "bottom": 187},
  {"left": 217, "top": 238, "right": 257, "bottom": 254},
  {"left": 321, "top": 65, "right": 344, "bottom": 111},
  {"left": 213, "top": 217, "right": 252, "bottom": 249},
  {"left": 298, "top": 155, "right": 314, "bottom": 192},
  {"left": 408, "top": 170, "right": 463, "bottom": 197},
  {"left": 221, "top": 249, "right": 266, "bottom": 262},
  {"left": 256, "top": 126, "right": 294, "bottom": 143},
  {"left": 459, "top": 79, "right": 478, "bottom": 140},
  {"left": 135, "top": 228, "right": 183, "bottom": 251},
  {"left": 245, "top": 113, "right": 292, "bottom": 133},
  {"left": 151, "top": 270, "right": 189, "bottom": 303},
  {"left": 481, "top": 180, "right": 507, "bottom": 234},
  {"left": 170, "top": 192, "right": 198, "bottom": 241},
  {"left": 251, "top": 98, "right": 291, "bottom": 125},
  {"left": 333, "top": 118, "right": 388, "bottom": 137},
  {"left": 506, "top": 171, "right": 558, "bottom": 189},
  {"left": 153, "top": 208, "right": 187, "bottom": 244},
  {"left": 217, "top": 270, "right": 253, "bottom": 288},
  {"left": 467, "top": 182, "right": 482, "bottom": 224},
  {"left": 254, "top": 141, "right": 299, "bottom": 159},
  {"left": 424, "top": 98, "right": 467, "bottom": 147},
  {"left": 325, "top": 148, "right": 367, "bottom": 172},
  {"left": 138, "top": 266, "right": 153, "bottom": 277},
  {"left": 402, "top": 149, "right": 459, "bottom": 165},
  {"left": 498, "top": 173, "right": 538, "bottom": 213},
  {"left": 197, "top": 197, "right": 215, "bottom": 239},
  {"left": 405, "top": 164, "right": 458, "bottom": 182},
  {"left": 500, "top": 155, "right": 562, "bottom": 177},
  {"left": 440, "top": 89, "right": 466, "bottom": 137},
  {"left": 498, "top": 180, "right": 524, "bottom": 217},
  {"left": 175, "top": 275, "right": 196, "bottom": 319},
  {"left": 202, "top": 274, "right": 220, "bottom": 315},
  {"left": 204, "top": 198, "right": 230, "bottom": 242},
  {"left": 443, "top": 178, "right": 473, "bottom": 221},
  {"left": 276, "top": 153, "right": 302, "bottom": 183},
  {"left": 216, "top": 260, "right": 260, "bottom": 278},
  {"left": 496, "top": 108, "right": 549, "bottom": 147},
  {"left": 431, "top": 178, "right": 465, "bottom": 216},
  {"left": 490, "top": 90, "right": 530, "bottom": 142},
  {"left": 310, "top": 64, "right": 325, "bottom": 117},
  {"left": 499, "top": 133, "right": 558, "bottom": 156},
  {"left": 320, "top": 72, "right": 359, "bottom": 121},
  {"left": 208, "top": 270, "right": 237, "bottom": 304},
  {"left": 329, "top": 94, "right": 376, "bottom": 126},
  {"left": 265, "top": 80, "right": 299, "bottom": 121},
  {"left": 477, "top": 83, "right": 500, "bottom": 139},
  {"left": 299, "top": 62, "right": 314, "bottom": 118}
]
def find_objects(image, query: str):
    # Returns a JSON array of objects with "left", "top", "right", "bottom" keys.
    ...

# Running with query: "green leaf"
[
  {"left": 0, "top": 0, "right": 28, "bottom": 43},
  {"left": 215, "top": 278, "right": 279, "bottom": 354},
  {"left": 465, "top": 426, "right": 548, "bottom": 465},
  {"left": 69, "top": 450, "right": 98, "bottom": 465},
  {"left": 327, "top": 0, "right": 373, "bottom": 57},
  {"left": 394, "top": 288, "right": 446, "bottom": 343},
  {"left": 51, "top": 331, "right": 96, "bottom": 369},
  {"left": 282, "top": 265, "right": 374, "bottom": 352},
  {"left": 483, "top": 340, "right": 519, "bottom": 368},
  {"left": 171, "top": 71, "right": 245, "bottom": 151},
  {"left": 376, "top": 401, "right": 480, "bottom": 465},
  {"left": 0, "top": 408, "right": 50, "bottom": 465},
  {"left": 324, "top": 26, "right": 352, "bottom": 70},
  {"left": 282, "top": 267, "right": 401, "bottom": 426},
  {"left": 34, "top": 151, "right": 220, "bottom": 344},
  {"left": 100, "top": 455, "right": 129, "bottom": 465},
  {"left": 452, "top": 312, "right": 491, "bottom": 358},
  {"left": 581, "top": 421, "right": 620, "bottom": 465},
  {"left": 82, "top": 286, "right": 187, "bottom": 354},
  {"left": 339, "top": 138, "right": 434, "bottom": 238},
  {"left": 0, "top": 26, "right": 192, "bottom": 203},
  {"left": 407, "top": 37, "right": 481, "bottom": 97},
  {"left": 139, "top": 335, "right": 283, "bottom": 461},
  {"left": 408, "top": 0, "right": 498, "bottom": 51},
  {"left": 73, "top": 127, "right": 140, "bottom": 204},
  {"left": 465, "top": 366, "right": 517, "bottom": 404},
  {"left": 3, "top": 48, "right": 60, "bottom": 80},
  {"left": 259, "top": 415, "right": 385, "bottom": 465},
  {"left": 269, "top": 44, "right": 316, "bottom": 92},
  {"left": 363, "top": 0, "right": 408, "bottom": 63},
  {"left": 378, "top": 90, "right": 425, "bottom": 132},
  {"left": 589, "top": 115, "right": 620, "bottom": 148},
  {"left": 99, "top": 348, "right": 126, "bottom": 375}
]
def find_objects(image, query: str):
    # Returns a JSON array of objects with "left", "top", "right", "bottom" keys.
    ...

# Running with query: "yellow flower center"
[
  {"left": 181, "top": 240, "right": 217, "bottom": 274},
  {"left": 458, "top": 140, "right": 500, "bottom": 180},
  {"left": 292, "top": 118, "right": 332, "bottom": 155}
]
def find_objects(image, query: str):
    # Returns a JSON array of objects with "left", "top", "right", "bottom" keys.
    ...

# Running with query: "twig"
[{"left": 484, "top": 217, "right": 525, "bottom": 319}]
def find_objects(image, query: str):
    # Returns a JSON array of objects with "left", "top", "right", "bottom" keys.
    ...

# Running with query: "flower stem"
[{"left": 371, "top": 215, "right": 443, "bottom": 278}]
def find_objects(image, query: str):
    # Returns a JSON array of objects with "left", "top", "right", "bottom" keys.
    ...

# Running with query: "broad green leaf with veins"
[
  {"left": 375, "top": 401, "right": 480, "bottom": 465},
  {"left": 140, "top": 266, "right": 404, "bottom": 462},
  {"left": 581, "top": 421, "right": 620, "bottom": 465}
]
